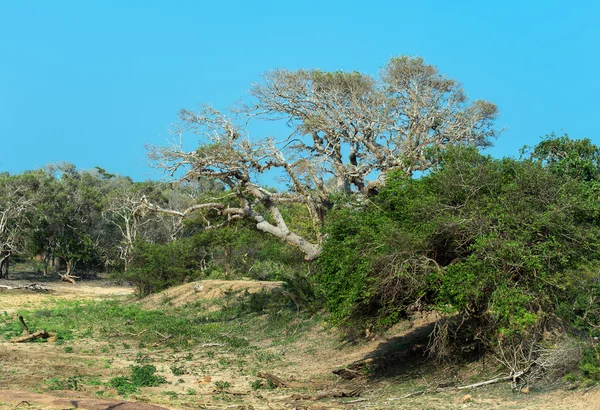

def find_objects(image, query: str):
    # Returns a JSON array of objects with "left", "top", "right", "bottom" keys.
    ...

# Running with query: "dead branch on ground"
[
  {"left": 257, "top": 372, "right": 288, "bottom": 388},
  {"left": 341, "top": 398, "right": 368, "bottom": 404},
  {"left": 107, "top": 329, "right": 149, "bottom": 338},
  {"left": 59, "top": 273, "right": 80, "bottom": 284},
  {"left": 257, "top": 372, "right": 332, "bottom": 390},
  {"left": 291, "top": 388, "right": 362, "bottom": 401},
  {"left": 0, "top": 283, "right": 51, "bottom": 292},
  {"left": 212, "top": 390, "right": 250, "bottom": 396},
  {"left": 153, "top": 331, "right": 173, "bottom": 340},
  {"left": 332, "top": 367, "right": 364, "bottom": 380},
  {"left": 390, "top": 370, "right": 528, "bottom": 400},
  {"left": 11, "top": 330, "right": 50, "bottom": 343}
]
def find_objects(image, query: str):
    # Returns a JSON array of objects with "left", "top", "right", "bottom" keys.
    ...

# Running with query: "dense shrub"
[
  {"left": 318, "top": 140, "right": 600, "bottom": 362},
  {"left": 117, "top": 239, "right": 205, "bottom": 297}
]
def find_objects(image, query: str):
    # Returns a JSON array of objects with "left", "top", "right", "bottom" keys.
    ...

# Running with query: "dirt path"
[{"left": 0, "top": 390, "right": 171, "bottom": 410}]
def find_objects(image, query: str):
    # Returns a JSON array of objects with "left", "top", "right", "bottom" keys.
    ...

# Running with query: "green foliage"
[
  {"left": 528, "top": 133, "right": 600, "bottom": 181},
  {"left": 108, "top": 365, "right": 166, "bottom": 396},
  {"left": 578, "top": 345, "right": 600, "bottom": 381},
  {"left": 130, "top": 365, "right": 166, "bottom": 387},
  {"left": 214, "top": 380, "right": 231, "bottom": 390},
  {"left": 318, "top": 138, "right": 600, "bottom": 358},
  {"left": 250, "top": 379, "right": 276, "bottom": 390},
  {"left": 170, "top": 364, "right": 186, "bottom": 376},
  {"left": 0, "top": 291, "right": 317, "bottom": 352},
  {"left": 47, "top": 375, "right": 82, "bottom": 391},
  {"left": 107, "top": 376, "right": 138, "bottom": 396},
  {"left": 190, "top": 219, "right": 307, "bottom": 280},
  {"left": 118, "top": 238, "right": 205, "bottom": 296}
]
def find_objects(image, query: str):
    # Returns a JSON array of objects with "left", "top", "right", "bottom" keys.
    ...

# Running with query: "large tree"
[
  {"left": 0, "top": 172, "right": 38, "bottom": 277},
  {"left": 145, "top": 56, "right": 499, "bottom": 260}
]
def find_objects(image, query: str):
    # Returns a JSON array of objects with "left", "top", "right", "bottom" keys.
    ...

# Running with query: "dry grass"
[{"left": 0, "top": 276, "right": 598, "bottom": 409}]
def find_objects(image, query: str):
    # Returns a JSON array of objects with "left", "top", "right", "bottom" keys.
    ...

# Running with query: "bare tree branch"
[{"left": 144, "top": 57, "right": 499, "bottom": 260}]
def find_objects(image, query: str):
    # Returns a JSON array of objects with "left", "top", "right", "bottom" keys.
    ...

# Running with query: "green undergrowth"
[
  {"left": 108, "top": 365, "right": 167, "bottom": 396},
  {"left": 0, "top": 289, "right": 320, "bottom": 349},
  {"left": 0, "top": 289, "right": 323, "bottom": 399}
]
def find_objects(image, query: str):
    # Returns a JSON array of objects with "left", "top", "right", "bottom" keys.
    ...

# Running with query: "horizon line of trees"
[{"left": 0, "top": 161, "right": 308, "bottom": 295}]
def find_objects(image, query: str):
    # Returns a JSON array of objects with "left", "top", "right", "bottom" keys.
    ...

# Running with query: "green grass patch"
[
  {"left": 0, "top": 290, "right": 320, "bottom": 349},
  {"left": 108, "top": 365, "right": 166, "bottom": 396},
  {"left": 46, "top": 375, "right": 83, "bottom": 391}
]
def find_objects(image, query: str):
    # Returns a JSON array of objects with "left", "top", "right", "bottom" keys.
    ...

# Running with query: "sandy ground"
[
  {"left": 1, "top": 278, "right": 600, "bottom": 409},
  {"left": 137, "top": 279, "right": 285, "bottom": 309}
]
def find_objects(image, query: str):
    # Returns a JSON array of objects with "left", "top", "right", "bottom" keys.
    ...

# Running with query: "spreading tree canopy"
[{"left": 144, "top": 56, "right": 499, "bottom": 259}]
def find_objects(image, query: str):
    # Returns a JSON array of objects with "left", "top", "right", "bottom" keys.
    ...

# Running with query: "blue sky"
[{"left": 1, "top": 1, "right": 598, "bottom": 181}]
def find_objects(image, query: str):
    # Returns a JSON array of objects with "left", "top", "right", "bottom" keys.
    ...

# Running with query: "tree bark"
[
  {"left": 254, "top": 220, "right": 321, "bottom": 260},
  {"left": 0, "top": 255, "right": 9, "bottom": 279},
  {"left": 18, "top": 315, "right": 30, "bottom": 335},
  {"left": 65, "top": 259, "right": 73, "bottom": 276},
  {"left": 11, "top": 330, "right": 50, "bottom": 343}
]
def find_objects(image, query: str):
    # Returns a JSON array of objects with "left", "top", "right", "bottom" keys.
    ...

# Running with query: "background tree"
[
  {"left": 0, "top": 172, "right": 39, "bottom": 278},
  {"left": 103, "top": 178, "right": 166, "bottom": 271},
  {"left": 27, "top": 164, "right": 113, "bottom": 276},
  {"left": 145, "top": 56, "right": 499, "bottom": 260}
]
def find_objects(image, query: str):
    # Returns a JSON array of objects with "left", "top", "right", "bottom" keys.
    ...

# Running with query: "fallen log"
[
  {"left": 0, "top": 283, "right": 51, "bottom": 292},
  {"left": 314, "top": 388, "right": 361, "bottom": 400},
  {"left": 291, "top": 388, "right": 362, "bottom": 401},
  {"left": 256, "top": 372, "right": 327, "bottom": 389},
  {"left": 341, "top": 398, "right": 368, "bottom": 404},
  {"left": 212, "top": 389, "right": 249, "bottom": 396},
  {"left": 332, "top": 368, "right": 363, "bottom": 380},
  {"left": 20, "top": 283, "right": 52, "bottom": 292},
  {"left": 11, "top": 330, "right": 50, "bottom": 343},
  {"left": 59, "top": 273, "right": 80, "bottom": 284},
  {"left": 257, "top": 372, "right": 288, "bottom": 388}
]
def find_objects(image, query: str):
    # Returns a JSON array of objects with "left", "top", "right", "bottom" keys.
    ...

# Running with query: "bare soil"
[
  {"left": 137, "top": 279, "right": 286, "bottom": 310},
  {"left": 1, "top": 276, "right": 599, "bottom": 409}
]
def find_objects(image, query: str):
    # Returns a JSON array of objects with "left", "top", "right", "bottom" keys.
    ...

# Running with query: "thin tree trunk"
[
  {"left": 224, "top": 245, "right": 232, "bottom": 275},
  {"left": 0, "top": 255, "right": 9, "bottom": 279},
  {"left": 65, "top": 259, "right": 73, "bottom": 276}
]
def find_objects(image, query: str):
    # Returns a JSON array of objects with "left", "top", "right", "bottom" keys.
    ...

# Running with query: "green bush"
[
  {"left": 47, "top": 375, "right": 82, "bottom": 390},
  {"left": 108, "top": 365, "right": 166, "bottom": 396},
  {"left": 117, "top": 238, "right": 204, "bottom": 297},
  {"left": 579, "top": 346, "right": 600, "bottom": 380},
  {"left": 130, "top": 365, "right": 166, "bottom": 387},
  {"left": 318, "top": 141, "right": 600, "bottom": 361}
]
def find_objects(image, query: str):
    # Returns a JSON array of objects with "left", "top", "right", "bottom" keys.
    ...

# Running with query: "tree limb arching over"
[{"left": 144, "top": 56, "right": 499, "bottom": 260}]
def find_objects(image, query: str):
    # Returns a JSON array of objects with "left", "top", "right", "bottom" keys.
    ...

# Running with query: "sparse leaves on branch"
[{"left": 145, "top": 56, "right": 499, "bottom": 259}]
